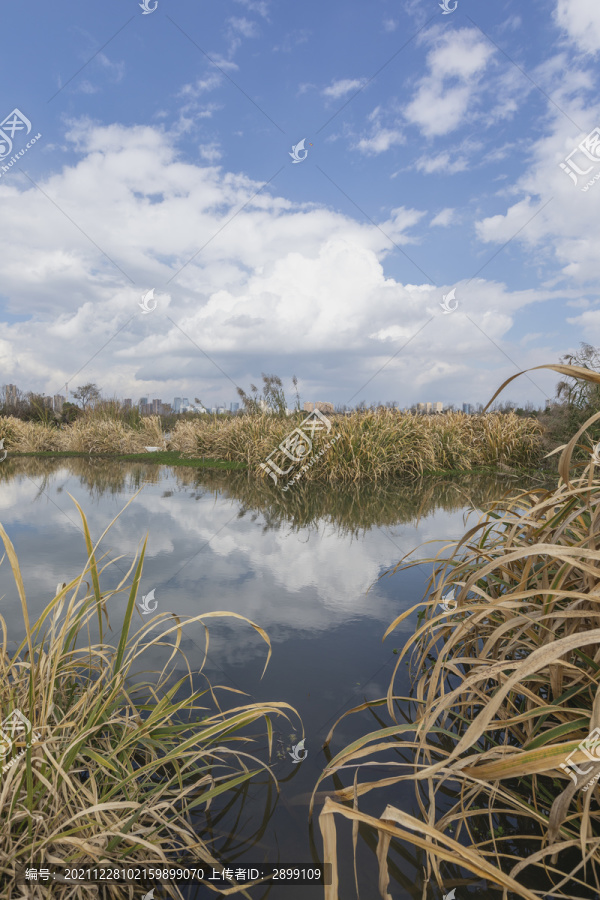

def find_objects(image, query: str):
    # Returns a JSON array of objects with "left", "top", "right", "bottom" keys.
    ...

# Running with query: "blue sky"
[{"left": 0, "top": 0, "right": 599, "bottom": 410}]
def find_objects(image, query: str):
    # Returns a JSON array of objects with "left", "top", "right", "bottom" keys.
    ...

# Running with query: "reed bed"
[
  {"left": 0, "top": 414, "right": 166, "bottom": 455},
  {"left": 0, "top": 409, "right": 545, "bottom": 482},
  {"left": 0, "top": 491, "right": 300, "bottom": 898},
  {"left": 312, "top": 363, "right": 600, "bottom": 900},
  {"left": 172, "top": 409, "right": 544, "bottom": 483}
]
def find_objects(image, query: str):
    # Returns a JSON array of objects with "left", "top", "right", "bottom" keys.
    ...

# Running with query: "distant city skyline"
[{"left": 2, "top": 381, "right": 549, "bottom": 416}]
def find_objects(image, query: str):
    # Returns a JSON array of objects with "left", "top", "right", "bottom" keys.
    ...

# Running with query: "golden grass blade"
[
  {"left": 482, "top": 363, "right": 600, "bottom": 413},
  {"left": 352, "top": 769, "right": 360, "bottom": 900},
  {"left": 69, "top": 494, "right": 105, "bottom": 641},
  {"left": 114, "top": 534, "right": 148, "bottom": 674},
  {"left": 0, "top": 521, "right": 33, "bottom": 670},
  {"left": 319, "top": 798, "right": 540, "bottom": 899},
  {"left": 318, "top": 798, "right": 339, "bottom": 900},
  {"left": 166, "top": 611, "right": 273, "bottom": 678}
]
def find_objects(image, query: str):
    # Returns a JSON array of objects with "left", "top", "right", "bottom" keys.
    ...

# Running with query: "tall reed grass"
[
  {"left": 0, "top": 414, "right": 166, "bottom": 454},
  {"left": 0, "top": 408, "right": 545, "bottom": 483},
  {"left": 0, "top": 490, "right": 300, "bottom": 897},
  {"left": 312, "top": 363, "right": 600, "bottom": 900}
]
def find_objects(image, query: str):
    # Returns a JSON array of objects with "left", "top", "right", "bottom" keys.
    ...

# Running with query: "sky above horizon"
[{"left": 0, "top": 0, "right": 599, "bottom": 410}]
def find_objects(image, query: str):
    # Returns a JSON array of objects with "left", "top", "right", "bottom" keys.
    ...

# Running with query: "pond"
[{"left": 0, "top": 457, "right": 555, "bottom": 899}]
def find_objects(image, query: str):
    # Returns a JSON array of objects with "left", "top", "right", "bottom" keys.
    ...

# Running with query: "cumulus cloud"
[
  {"left": 475, "top": 105, "right": 600, "bottom": 285},
  {"left": 404, "top": 28, "right": 495, "bottom": 137},
  {"left": 0, "top": 120, "right": 568, "bottom": 407},
  {"left": 554, "top": 0, "right": 600, "bottom": 54}
]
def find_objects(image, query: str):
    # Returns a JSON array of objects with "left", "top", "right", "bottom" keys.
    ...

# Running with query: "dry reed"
[
  {"left": 1, "top": 409, "right": 545, "bottom": 483},
  {"left": 312, "top": 363, "right": 600, "bottom": 900}
]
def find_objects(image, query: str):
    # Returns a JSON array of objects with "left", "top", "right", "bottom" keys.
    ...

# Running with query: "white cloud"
[
  {"left": 198, "top": 142, "right": 222, "bottom": 162},
  {"left": 554, "top": 0, "right": 600, "bottom": 53},
  {"left": 404, "top": 28, "right": 495, "bottom": 137},
  {"left": 322, "top": 78, "right": 365, "bottom": 100},
  {"left": 272, "top": 29, "right": 310, "bottom": 52},
  {"left": 413, "top": 151, "right": 469, "bottom": 174},
  {"left": 97, "top": 52, "right": 125, "bottom": 82},
  {"left": 475, "top": 104, "right": 600, "bottom": 285},
  {"left": 430, "top": 208, "right": 456, "bottom": 227},
  {"left": 225, "top": 16, "right": 260, "bottom": 55},
  {"left": 179, "top": 74, "right": 222, "bottom": 98},
  {"left": 356, "top": 128, "right": 404, "bottom": 154},
  {"left": 227, "top": 16, "right": 259, "bottom": 38},
  {"left": 0, "top": 121, "right": 567, "bottom": 407},
  {"left": 234, "top": 0, "right": 270, "bottom": 18},
  {"left": 355, "top": 106, "right": 404, "bottom": 155},
  {"left": 383, "top": 18, "right": 397, "bottom": 32}
]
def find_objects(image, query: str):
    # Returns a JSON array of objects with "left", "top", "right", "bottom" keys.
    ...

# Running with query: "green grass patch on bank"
[{"left": 9, "top": 449, "right": 247, "bottom": 470}]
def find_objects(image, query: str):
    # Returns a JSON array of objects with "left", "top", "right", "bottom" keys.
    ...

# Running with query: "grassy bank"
[
  {"left": 0, "top": 408, "right": 545, "bottom": 482},
  {"left": 314, "top": 362, "right": 600, "bottom": 900},
  {"left": 10, "top": 449, "right": 247, "bottom": 471}
]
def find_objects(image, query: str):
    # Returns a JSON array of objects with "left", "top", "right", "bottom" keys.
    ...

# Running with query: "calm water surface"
[{"left": 0, "top": 458, "right": 554, "bottom": 900}]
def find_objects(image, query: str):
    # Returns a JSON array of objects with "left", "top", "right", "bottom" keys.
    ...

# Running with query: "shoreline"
[{"left": 3, "top": 450, "right": 553, "bottom": 481}]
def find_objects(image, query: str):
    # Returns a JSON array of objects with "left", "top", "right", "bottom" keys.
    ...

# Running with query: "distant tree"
[
  {"left": 555, "top": 343, "right": 600, "bottom": 409},
  {"left": 72, "top": 383, "right": 101, "bottom": 411}
]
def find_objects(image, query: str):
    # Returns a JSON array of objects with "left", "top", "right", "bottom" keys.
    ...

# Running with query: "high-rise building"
[
  {"left": 123, "top": 399, "right": 132, "bottom": 410},
  {"left": 182, "top": 398, "right": 189, "bottom": 408},
  {"left": 53, "top": 394, "right": 66, "bottom": 412},
  {"left": 462, "top": 403, "right": 472, "bottom": 414},
  {"left": 433, "top": 402, "right": 443, "bottom": 413},
  {"left": 173, "top": 397, "right": 182, "bottom": 413},
  {"left": 139, "top": 397, "right": 148, "bottom": 408},
  {"left": 5, "top": 384, "right": 17, "bottom": 405},
  {"left": 151, "top": 399, "right": 162, "bottom": 414},
  {"left": 230, "top": 402, "right": 240, "bottom": 413}
]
